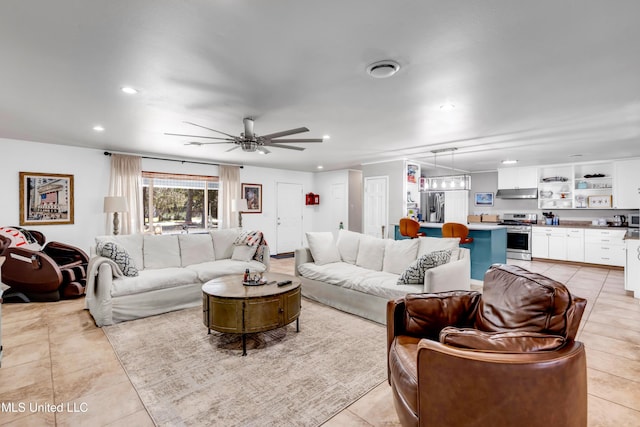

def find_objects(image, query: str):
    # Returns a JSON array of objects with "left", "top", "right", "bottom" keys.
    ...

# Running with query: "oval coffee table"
[{"left": 202, "top": 272, "right": 301, "bottom": 356}]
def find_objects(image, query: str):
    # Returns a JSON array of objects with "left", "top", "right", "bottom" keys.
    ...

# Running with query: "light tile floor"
[{"left": 1, "top": 258, "right": 639, "bottom": 426}]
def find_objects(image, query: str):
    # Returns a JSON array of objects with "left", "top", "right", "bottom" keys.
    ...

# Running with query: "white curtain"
[
  {"left": 219, "top": 165, "right": 241, "bottom": 229},
  {"left": 107, "top": 154, "right": 143, "bottom": 235}
]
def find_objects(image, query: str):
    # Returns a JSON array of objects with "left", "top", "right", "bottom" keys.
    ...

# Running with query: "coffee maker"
[{"left": 612, "top": 215, "right": 626, "bottom": 227}]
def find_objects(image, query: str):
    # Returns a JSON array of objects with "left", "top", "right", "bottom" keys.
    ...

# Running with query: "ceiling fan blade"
[
  {"left": 165, "top": 132, "right": 234, "bottom": 141},
  {"left": 260, "top": 127, "right": 309, "bottom": 140},
  {"left": 269, "top": 138, "right": 324, "bottom": 143},
  {"left": 267, "top": 143, "right": 306, "bottom": 151},
  {"left": 257, "top": 146, "right": 270, "bottom": 154},
  {"left": 184, "top": 121, "right": 239, "bottom": 139},
  {"left": 185, "top": 141, "right": 232, "bottom": 146},
  {"left": 226, "top": 146, "right": 240, "bottom": 152}
]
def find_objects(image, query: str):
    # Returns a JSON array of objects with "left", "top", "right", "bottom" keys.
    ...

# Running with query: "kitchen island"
[{"left": 394, "top": 222, "right": 507, "bottom": 280}]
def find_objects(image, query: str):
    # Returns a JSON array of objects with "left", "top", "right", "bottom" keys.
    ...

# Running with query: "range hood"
[{"left": 496, "top": 188, "right": 538, "bottom": 199}]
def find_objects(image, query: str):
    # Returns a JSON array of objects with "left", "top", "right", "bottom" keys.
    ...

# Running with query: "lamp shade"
[
  {"left": 231, "top": 198, "right": 248, "bottom": 212},
  {"left": 103, "top": 196, "right": 129, "bottom": 213}
]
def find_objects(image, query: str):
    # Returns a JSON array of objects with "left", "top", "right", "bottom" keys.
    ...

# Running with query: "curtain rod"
[{"left": 103, "top": 151, "right": 243, "bottom": 168}]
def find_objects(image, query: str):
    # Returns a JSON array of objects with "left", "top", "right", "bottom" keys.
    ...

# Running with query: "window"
[{"left": 142, "top": 172, "right": 219, "bottom": 234}]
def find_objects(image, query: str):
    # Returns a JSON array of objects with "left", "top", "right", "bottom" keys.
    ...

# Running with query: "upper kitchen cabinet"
[
  {"left": 538, "top": 165, "right": 573, "bottom": 209},
  {"left": 497, "top": 166, "right": 538, "bottom": 189},
  {"left": 613, "top": 159, "right": 640, "bottom": 209},
  {"left": 573, "top": 163, "right": 613, "bottom": 209}
]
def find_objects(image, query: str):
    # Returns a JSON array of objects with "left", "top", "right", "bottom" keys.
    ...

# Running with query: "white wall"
[
  {"left": 313, "top": 170, "right": 349, "bottom": 235},
  {"left": 0, "top": 138, "right": 110, "bottom": 252}
]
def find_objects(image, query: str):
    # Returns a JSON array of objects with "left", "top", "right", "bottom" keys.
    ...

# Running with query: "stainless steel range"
[{"left": 500, "top": 213, "right": 538, "bottom": 261}]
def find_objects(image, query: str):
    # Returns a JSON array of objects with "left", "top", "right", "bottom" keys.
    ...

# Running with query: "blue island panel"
[{"left": 394, "top": 225, "right": 507, "bottom": 281}]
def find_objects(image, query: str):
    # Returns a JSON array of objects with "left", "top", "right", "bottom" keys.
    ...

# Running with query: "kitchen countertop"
[
  {"left": 418, "top": 222, "right": 506, "bottom": 230},
  {"left": 532, "top": 222, "right": 639, "bottom": 239}
]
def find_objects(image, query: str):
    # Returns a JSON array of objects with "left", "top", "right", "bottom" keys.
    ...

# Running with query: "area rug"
[{"left": 103, "top": 299, "right": 387, "bottom": 426}]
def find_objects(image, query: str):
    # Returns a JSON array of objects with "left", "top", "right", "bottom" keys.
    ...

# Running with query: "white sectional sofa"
[
  {"left": 85, "top": 229, "right": 269, "bottom": 326},
  {"left": 295, "top": 230, "right": 470, "bottom": 324}
]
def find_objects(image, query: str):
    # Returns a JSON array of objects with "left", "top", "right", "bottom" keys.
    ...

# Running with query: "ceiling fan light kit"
[{"left": 166, "top": 117, "right": 323, "bottom": 154}]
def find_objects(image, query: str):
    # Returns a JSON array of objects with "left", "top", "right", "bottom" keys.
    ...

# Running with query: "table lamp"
[
  {"left": 231, "top": 199, "right": 248, "bottom": 228},
  {"left": 104, "top": 196, "right": 129, "bottom": 235}
]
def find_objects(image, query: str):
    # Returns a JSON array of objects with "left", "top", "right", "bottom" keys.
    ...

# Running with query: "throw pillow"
[
  {"left": 231, "top": 244, "right": 258, "bottom": 262},
  {"left": 306, "top": 232, "right": 341, "bottom": 265},
  {"left": 355, "top": 235, "right": 386, "bottom": 271},
  {"left": 398, "top": 249, "right": 452, "bottom": 285},
  {"left": 97, "top": 242, "right": 139, "bottom": 277}
]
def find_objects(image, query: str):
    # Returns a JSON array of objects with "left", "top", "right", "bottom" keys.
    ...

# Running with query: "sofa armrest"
[
  {"left": 294, "top": 247, "right": 314, "bottom": 276},
  {"left": 424, "top": 247, "right": 470, "bottom": 292}
]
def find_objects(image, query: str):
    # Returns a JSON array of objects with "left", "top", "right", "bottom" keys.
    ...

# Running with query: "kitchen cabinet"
[
  {"left": 538, "top": 165, "right": 573, "bottom": 210},
  {"left": 532, "top": 227, "right": 567, "bottom": 260},
  {"left": 584, "top": 229, "right": 626, "bottom": 267},
  {"left": 573, "top": 163, "right": 613, "bottom": 209},
  {"left": 613, "top": 159, "right": 640, "bottom": 209},
  {"left": 625, "top": 239, "right": 640, "bottom": 298},
  {"left": 498, "top": 166, "right": 538, "bottom": 189},
  {"left": 565, "top": 228, "right": 585, "bottom": 262}
]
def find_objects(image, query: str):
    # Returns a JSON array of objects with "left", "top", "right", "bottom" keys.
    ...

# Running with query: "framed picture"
[
  {"left": 474, "top": 192, "right": 494, "bottom": 206},
  {"left": 19, "top": 172, "right": 74, "bottom": 225},
  {"left": 241, "top": 183, "right": 262, "bottom": 213},
  {"left": 587, "top": 195, "right": 612, "bottom": 208}
]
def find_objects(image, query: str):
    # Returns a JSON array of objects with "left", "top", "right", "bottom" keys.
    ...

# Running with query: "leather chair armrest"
[
  {"left": 386, "top": 298, "right": 407, "bottom": 383},
  {"left": 2, "top": 247, "right": 63, "bottom": 291},
  {"left": 416, "top": 339, "right": 587, "bottom": 427}
]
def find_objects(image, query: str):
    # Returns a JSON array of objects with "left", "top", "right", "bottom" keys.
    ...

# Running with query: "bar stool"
[
  {"left": 442, "top": 222, "right": 474, "bottom": 245},
  {"left": 399, "top": 218, "right": 426, "bottom": 239}
]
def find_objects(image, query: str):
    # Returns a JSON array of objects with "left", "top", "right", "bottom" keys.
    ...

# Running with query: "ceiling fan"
[{"left": 165, "top": 118, "right": 324, "bottom": 154}]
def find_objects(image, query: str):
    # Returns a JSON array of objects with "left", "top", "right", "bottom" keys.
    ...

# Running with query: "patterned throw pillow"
[
  {"left": 97, "top": 242, "right": 139, "bottom": 277},
  {"left": 397, "top": 249, "right": 452, "bottom": 285}
]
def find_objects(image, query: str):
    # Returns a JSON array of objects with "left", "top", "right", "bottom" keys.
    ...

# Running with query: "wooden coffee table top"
[{"left": 202, "top": 272, "right": 300, "bottom": 299}]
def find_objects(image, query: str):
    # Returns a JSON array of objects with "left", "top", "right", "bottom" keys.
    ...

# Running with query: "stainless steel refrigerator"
[{"left": 421, "top": 192, "right": 445, "bottom": 223}]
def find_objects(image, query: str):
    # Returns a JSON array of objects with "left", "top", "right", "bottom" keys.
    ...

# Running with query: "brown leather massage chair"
[
  {"left": 0, "top": 228, "right": 89, "bottom": 302},
  {"left": 387, "top": 264, "right": 587, "bottom": 427}
]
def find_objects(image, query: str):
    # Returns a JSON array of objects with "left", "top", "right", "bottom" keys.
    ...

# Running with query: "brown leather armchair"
[
  {"left": 387, "top": 264, "right": 587, "bottom": 427},
  {"left": 0, "top": 229, "right": 89, "bottom": 302}
]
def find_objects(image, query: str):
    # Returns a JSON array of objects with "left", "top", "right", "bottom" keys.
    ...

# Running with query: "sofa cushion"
[
  {"left": 211, "top": 229, "right": 240, "bottom": 260},
  {"left": 186, "top": 259, "right": 267, "bottom": 283},
  {"left": 97, "top": 241, "right": 139, "bottom": 277},
  {"left": 111, "top": 267, "right": 199, "bottom": 297},
  {"left": 178, "top": 233, "right": 215, "bottom": 266},
  {"left": 336, "top": 229, "right": 361, "bottom": 264},
  {"left": 355, "top": 235, "right": 386, "bottom": 271},
  {"left": 439, "top": 327, "right": 566, "bottom": 353},
  {"left": 476, "top": 264, "right": 575, "bottom": 336},
  {"left": 383, "top": 239, "right": 420, "bottom": 274},
  {"left": 397, "top": 250, "right": 452, "bottom": 285},
  {"left": 306, "top": 232, "right": 341, "bottom": 265},
  {"left": 417, "top": 236, "right": 459, "bottom": 258},
  {"left": 95, "top": 234, "right": 144, "bottom": 271},
  {"left": 143, "top": 235, "right": 181, "bottom": 269}
]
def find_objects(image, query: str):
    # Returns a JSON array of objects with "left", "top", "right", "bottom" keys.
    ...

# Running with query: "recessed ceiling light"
[
  {"left": 322, "top": 135, "right": 331, "bottom": 140},
  {"left": 93, "top": 125, "right": 105, "bottom": 132},
  {"left": 366, "top": 60, "right": 401, "bottom": 78},
  {"left": 501, "top": 159, "right": 518, "bottom": 165},
  {"left": 439, "top": 104, "right": 455, "bottom": 111},
  {"left": 121, "top": 86, "right": 138, "bottom": 94},
  {"left": 317, "top": 165, "right": 324, "bottom": 169}
]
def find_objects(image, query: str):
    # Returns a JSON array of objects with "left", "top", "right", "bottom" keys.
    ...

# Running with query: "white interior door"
[
  {"left": 364, "top": 176, "right": 388, "bottom": 238},
  {"left": 331, "top": 183, "right": 347, "bottom": 238},
  {"left": 276, "top": 182, "right": 303, "bottom": 254}
]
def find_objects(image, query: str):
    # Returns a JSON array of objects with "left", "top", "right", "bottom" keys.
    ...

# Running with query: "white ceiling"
[{"left": 2, "top": 1, "right": 640, "bottom": 173}]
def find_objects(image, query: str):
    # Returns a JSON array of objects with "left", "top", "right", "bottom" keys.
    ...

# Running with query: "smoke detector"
[{"left": 366, "top": 60, "right": 401, "bottom": 78}]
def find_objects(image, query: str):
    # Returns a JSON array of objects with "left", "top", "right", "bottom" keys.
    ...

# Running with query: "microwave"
[{"left": 630, "top": 213, "right": 640, "bottom": 228}]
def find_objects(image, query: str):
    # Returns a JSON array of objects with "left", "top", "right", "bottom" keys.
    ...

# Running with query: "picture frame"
[
  {"left": 241, "top": 183, "right": 262, "bottom": 213},
  {"left": 19, "top": 172, "right": 74, "bottom": 225},
  {"left": 474, "top": 192, "right": 494, "bottom": 207},
  {"left": 587, "top": 195, "right": 612, "bottom": 208}
]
